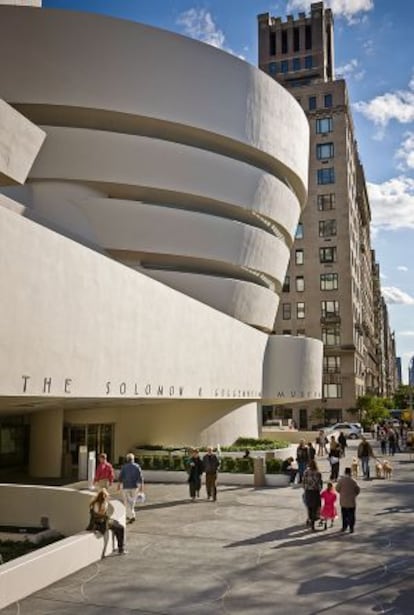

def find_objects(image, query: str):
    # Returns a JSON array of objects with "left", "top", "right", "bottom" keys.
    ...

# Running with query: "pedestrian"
[
  {"left": 328, "top": 445, "right": 341, "bottom": 481},
  {"left": 379, "top": 429, "right": 387, "bottom": 455},
  {"left": 296, "top": 439, "right": 309, "bottom": 484},
  {"left": 186, "top": 448, "right": 204, "bottom": 501},
  {"left": 336, "top": 467, "right": 360, "bottom": 534},
  {"left": 316, "top": 430, "right": 328, "bottom": 456},
  {"left": 86, "top": 488, "right": 126, "bottom": 554},
  {"left": 319, "top": 481, "right": 337, "bottom": 529},
  {"left": 302, "top": 459, "right": 323, "bottom": 531},
  {"left": 94, "top": 453, "right": 115, "bottom": 490},
  {"left": 338, "top": 431, "right": 347, "bottom": 452},
  {"left": 281, "top": 456, "right": 298, "bottom": 483},
  {"left": 307, "top": 442, "right": 316, "bottom": 460},
  {"left": 117, "top": 453, "right": 144, "bottom": 523},
  {"left": 202, "top": 446, "right": 220, "bottom": 501},
  {"left": 357, "top": 436, "right": 374, "bottom": 479},
  {"left": 388, "top": 429, "right": 397, "bottom": 455}
]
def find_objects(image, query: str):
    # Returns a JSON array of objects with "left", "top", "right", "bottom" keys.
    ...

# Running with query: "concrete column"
[
  {"left": 29, "top": 407, "right": 64, "bottom": 477},
  {"left": 253, "top": 457, "right": 265, "bottom": 488}
]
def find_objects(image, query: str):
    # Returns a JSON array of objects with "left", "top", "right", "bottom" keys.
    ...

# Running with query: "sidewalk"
[{"left": 1, "top": 440, "right": 413, "bottom": 614}]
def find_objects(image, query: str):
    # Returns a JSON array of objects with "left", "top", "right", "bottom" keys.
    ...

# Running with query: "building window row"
[
  {"left": 317, "top": 142, "right": 334, "bottom": 160},
  {"left": 269, "top": 25, "right": 312, "bottom": 56},
  {"left": 281, "top": 302, "right": 306, "bottom": 320},
  {"left": 318, "top": 193, "right": 335, "bottom": 211},
  {"left": 322, "top": 326, "right": 340, "bottom": 346},
  {"left": 268, "top": 55, "right": 313, "bottom": 75},
  {"left": 320, "top": 246, "right": 337, "bottom": 263},
  {"left": 319, "top": 219, "right": 337, "bottom": 237},
  {"left": 321, "top": 300, "right": 339, "bottom": 317},
  {"left": 320, "top": 272, "right": 338, "bottom": 290},
  {"left": 323, "top": 383, "right": 342, "bottom": 398},
  {"left": 309, "top": 94, "right": 332, "bottom": 111},
  {"left": 317, "top": 167, "right": 335, "bottom": 185},
  {"left": 323, "top": 355, "right": 341, "bottom": 373},
  {"left": 316, "top": 117, "right": 333, "bottom": 134}
]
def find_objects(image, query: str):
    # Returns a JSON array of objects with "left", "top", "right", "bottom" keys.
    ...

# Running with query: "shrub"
[
  {"left": 234, "top": 457, "right": 254, "bottom": 474},
  {"left": 171, "top": 455, "right": 184, "bottom": 471},
  {"left": 220, "top": 437, "right": 288, "bottom": 451},
  {"left": 140, "top": 455, "right": 153, "bottom": 470},
  {"left": 266, "top": 458, "right": 283, "bottom": 474},
  {"left": 220, "top": 457, "right": 236, "bottom": 473}
]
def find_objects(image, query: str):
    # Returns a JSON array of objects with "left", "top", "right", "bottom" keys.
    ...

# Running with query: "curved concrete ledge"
[{"left": 0, "top": 484, "right": 126, "bottom": 611}]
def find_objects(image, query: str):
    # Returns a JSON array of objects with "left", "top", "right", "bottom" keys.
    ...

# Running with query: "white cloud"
[
  {"left": 367, "top": 177, "right": 414, "bottom": 230},
  {"left": 176, "top": 8, "right": 225, "bottom": 48},
  {"left": 286, "top": 0, "right": 373, "bottom": 24},
  {"left": 336, "top": 58, "right": 365, "bottom": 81},
  {"left": 176, "top": 8, "right": 244, "bottom": 59},
  {"left": 396, "top": 132, "right": 414, "bottom": 170},
  {"left": 382, "top": 286, "right": 414, "bottom": 305},
  {"left": 380, "top": 272, "right": 388, "bottom": 279},
  {"left": 400, "top": 331, "right": 414, "bottom": 336},
  {"left": 354, "top": 73, "right": 414, "bottom": 132},
  {"left": 397, "top": 266, "right": 409, "bottom": 272}
]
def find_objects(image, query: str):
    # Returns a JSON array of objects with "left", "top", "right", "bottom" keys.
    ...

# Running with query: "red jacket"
[{"left": 94, "top": 461, "right": 114, "bottom": 484}]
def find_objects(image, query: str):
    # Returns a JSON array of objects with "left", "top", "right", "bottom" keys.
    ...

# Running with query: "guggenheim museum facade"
[{"left": 0, "top": 4, "right": 322, "bottom": 477}]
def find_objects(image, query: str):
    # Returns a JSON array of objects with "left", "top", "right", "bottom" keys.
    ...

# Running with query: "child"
[{"left": 320, "top": 481, "right": 337, "bottom": 529}]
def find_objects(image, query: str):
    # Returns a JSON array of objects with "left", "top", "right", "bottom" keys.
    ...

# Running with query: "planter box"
[{"left": 117, "top": 470, "right": 290, "bottom": 487}]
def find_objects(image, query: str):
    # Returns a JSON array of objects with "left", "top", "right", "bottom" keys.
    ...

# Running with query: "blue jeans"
[{"left": 361, "top": 456, "right": 370, "bottom": 478}]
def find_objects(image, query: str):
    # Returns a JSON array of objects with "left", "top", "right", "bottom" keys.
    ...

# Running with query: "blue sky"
[{"left": 43, "top": 0, "right": 414, "bottom": 382}]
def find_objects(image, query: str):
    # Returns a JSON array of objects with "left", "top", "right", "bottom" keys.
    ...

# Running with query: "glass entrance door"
[{"left": 64, "top": 423, "right": 114, "bottom": 465}]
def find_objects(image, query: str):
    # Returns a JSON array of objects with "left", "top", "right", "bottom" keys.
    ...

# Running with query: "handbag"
[{"left": 330, "top": 456, "right": 339, "bottom": 465}]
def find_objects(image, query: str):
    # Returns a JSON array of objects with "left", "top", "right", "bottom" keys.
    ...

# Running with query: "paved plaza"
[{"left": 1, "top": 440, "right": 413, "bottom": 614}]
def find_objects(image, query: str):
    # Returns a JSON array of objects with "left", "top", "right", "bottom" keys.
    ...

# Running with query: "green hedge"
[
  {"left": 134, "top": 454, "right": 284, "bottom": 474},
  {"left": 134, "top": 437, "right": 289, "bottom": 454}
]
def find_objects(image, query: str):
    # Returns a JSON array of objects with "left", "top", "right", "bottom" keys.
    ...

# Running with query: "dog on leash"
[
  {"left": 382, "top": 459, "right": 393, "bottom": 479},
  {"left": 351, "top": 457, "right": 359, "bottom": 478},
  {"left": 375, "top": 460, "right": 384, "bottom": 479}
]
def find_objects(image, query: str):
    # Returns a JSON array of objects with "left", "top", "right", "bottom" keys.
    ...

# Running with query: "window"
[
  {"left": 321, "top": 300, "right": 339, "bottom": 317},
  {"left": 269, "top": 62, "right": 278, "bottom": 75},
  {"left": 319, "top": 219, "right": 337, "bottom": 237},
  {"left": 316, "top": 143, "right": 334, "bottom": 160},
  {"left": 295, "top": 276, "right": 305, "bottom": 292},
  {"left": 295, "top": 223, "right": 304, "bottom": 239},
  {"left": 282, "top": 275, "right": 290, "bottom": 292},
  {"left": 308, "top": 96, "right": 317, "bottom": 110},
  {"left": 281, "top": 30, "right": 288, "bottom": 53},
  {"left": 305, "top": 25, "right": 312, "bottom": 49},
  {"left": 292, "top": 57, "right": 301, "bottom": 71},
  {"left": 269, "top": 31, "right": 276, "bottom": 56},
  {"left": 320, "top": 272, "right": 338, "bottom": 290},
  {"left": 316, "top": 117, "right": 333, "bottom": 133},
  {"left": 304, "top": 54, "right": 313, "bottom": 68},
  {"left": 323, "top": 383, "right": 342, "bottom": 398},
  {"left": 281, "top": 59, "right": 289, "bottom": 73},
  {"left": 317, "top": 193, "right": 335, "bottom": 211},
  {"left": 297, "top": 302, "right": 305, "bottom": 319},
  {"left": 323, "top": 356, "right": 341, "bottom": 373},
  {"left": 322, "top": 326, "right": 341, "bottom": 346},
  {"left": 282, "top": 329, "right": 291, "bottom": 335},
  {"left": 295, "top": 249, "right": 304, "bottom": 265},
  {"left": 320, "top": 247, "right": 337, "bottom": 263},
  {"left": 324, "top": 94, "right": 333, "bottom": 108},
  {"left": 317, "top": 167, "right": 335, "bottom": 184},
  {"left": 282, "top": 303, "right": 291, "bottom": 320},
  {"left": 293, "top": 27, "right": 300, "bottom": 52}
]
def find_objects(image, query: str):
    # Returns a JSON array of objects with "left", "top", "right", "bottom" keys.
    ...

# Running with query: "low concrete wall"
[{"left": 0, "top": 484, "right": 125, "bottom": 611}]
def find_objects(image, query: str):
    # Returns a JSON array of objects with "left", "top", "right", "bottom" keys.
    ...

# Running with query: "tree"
[{"left": 355, "top": 395, "right": 390, "bottom": 429}]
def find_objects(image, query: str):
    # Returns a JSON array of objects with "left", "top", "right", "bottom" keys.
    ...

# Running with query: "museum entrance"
[{"left": 63, "top": 423, "right": 114, "bottom": 466}]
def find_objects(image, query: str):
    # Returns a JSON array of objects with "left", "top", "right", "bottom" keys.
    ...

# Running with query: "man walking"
[
  {"left": 336, "top": 467, "right": 360, "bottom": 533},
  {"left": 118, "top": 453, "right": 144, "bottom": 523},
  {"left": 94, "top": 453, "right": 115, "bottom": 490},
  {"left": 202, "top": 446, "right": 220, "bottom": 501},
  {"left": 357, "top": 436, "right": 374, "bottom": 479}
]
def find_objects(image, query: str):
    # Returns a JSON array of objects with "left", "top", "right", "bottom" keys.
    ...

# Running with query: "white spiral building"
[{"left": 0, "top": 6, "right": 322, "bottom": 477}]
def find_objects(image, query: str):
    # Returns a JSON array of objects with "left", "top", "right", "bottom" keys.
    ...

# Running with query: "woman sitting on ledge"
[{"left": 86, "top": 488, "right": 126, "bottom": 554}]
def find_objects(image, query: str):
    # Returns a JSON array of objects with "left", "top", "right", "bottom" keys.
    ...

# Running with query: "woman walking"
[{"left": 302, "top": 459, "right": 323, "bottom": 531}]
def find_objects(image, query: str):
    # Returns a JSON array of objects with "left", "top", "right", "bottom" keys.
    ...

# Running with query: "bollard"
[{"left": 253, "top": 456, "right": 266, "bottom": 488}]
